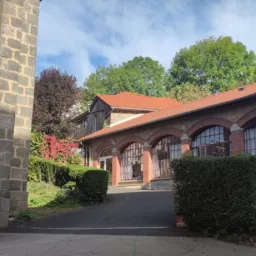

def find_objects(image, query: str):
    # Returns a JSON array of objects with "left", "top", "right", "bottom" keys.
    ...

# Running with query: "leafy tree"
[
  {"left": 168, "top": 36, "right": 256, "bottom": 92},
  {"left": 32, "top": 67, "right": 80, "bottom": 138},
  {"left": 122, "top": 56, "right": 167, "bottom": 96},
  {"left": 83, "top": 57, "right": 167, "bottom": 108},
  {"left": 170, "top": 83, "right": 211, "bottom": 103}
]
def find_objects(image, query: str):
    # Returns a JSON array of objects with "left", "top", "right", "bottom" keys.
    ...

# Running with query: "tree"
[
  {"left": 82, "top": 57, "right": 167, "bottom": 108},
  {"left": 32, "top": 67, "right": 80, "bottom": 138},
  {"left": 168, "top": 36, "right": 256, "bottom": 92},
  {"left": 122, "top": 56, "right": 167, "bottom": 96},
  {"left": 170, "top": 83, "right": 211, "bottom": 103}
]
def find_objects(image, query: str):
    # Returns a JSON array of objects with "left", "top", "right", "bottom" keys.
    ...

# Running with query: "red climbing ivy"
[{"left": 40, "top": 135, "right": 78, "bottom": 163}]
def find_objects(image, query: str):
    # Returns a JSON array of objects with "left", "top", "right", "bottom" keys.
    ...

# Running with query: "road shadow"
[{"left": 0, "top": 189, "right": 200, "bottom": 238}]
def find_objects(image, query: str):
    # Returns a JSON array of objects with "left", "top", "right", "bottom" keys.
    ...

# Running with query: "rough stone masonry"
[{"left": 0, "top": 0, "right": 40, "bottom": 227}]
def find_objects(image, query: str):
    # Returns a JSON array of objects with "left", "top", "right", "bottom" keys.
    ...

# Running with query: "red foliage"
[{"left": 40, "top": 135, "right": 78, "bottom": 162}]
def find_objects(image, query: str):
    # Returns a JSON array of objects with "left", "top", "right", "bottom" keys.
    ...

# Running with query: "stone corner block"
[{"left": 0, "top": 212, "right": 9, "bottom": 228}]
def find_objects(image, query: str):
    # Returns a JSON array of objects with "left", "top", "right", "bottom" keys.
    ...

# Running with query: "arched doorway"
[
  {"left": 152, "top": 135, "right": 181, "bottom": 179},
  {"left": 192, "top": 125, "right": 230, "bottom": 157},
  {"left": 120, "top": 142, "right": 143, "bottom": 181},
  {"left": 244, "top": 118, "right": 256, "bottom": 155}
]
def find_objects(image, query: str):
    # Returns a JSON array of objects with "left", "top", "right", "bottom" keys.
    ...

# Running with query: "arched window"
[
  {"left": 152, "top": 136, "right": 181, "bottom": 179},
  {"left": 244, "top": 118, "right": 256, "bottom": 155},
  {"left": 120, "top": 143, "right": 143, "bottom": 181},
  {"left": 192, "top": 126, "right": 230, "bottom": 157}
]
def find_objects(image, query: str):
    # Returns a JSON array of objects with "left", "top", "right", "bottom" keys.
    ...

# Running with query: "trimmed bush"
[
  {"left": 28, "top": 156, "right": 70, "bottom": 186},
  {"left": 29, "top": 156, "right": 109, "bottom": 203},
  {"left": 29, "top": 156, "right": 101, "bottom": 186},
  {"left": 172, "top": 155, "right": 256, "bottom": 236},
  {"left": 75, "top": 170, "right": 109, "bottom": 203}
]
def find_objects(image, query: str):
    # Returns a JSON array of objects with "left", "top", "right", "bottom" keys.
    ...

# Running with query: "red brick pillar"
[
  {"left": 143, "top": 146, "right": 153, "bottom": 184},
  {"left": 181, "top": 135, "right": 192, "bottom": 157},
  {"left": 92, "top": 157, "right": 100, "bottom": 168},
  {"left": 231, "top": 129, "right": 244, "bottom": 155},
  {"left": 112, "top": 151, "right": 121, "bottom": 186}
]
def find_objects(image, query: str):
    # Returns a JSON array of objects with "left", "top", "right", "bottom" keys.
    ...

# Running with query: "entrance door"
[{"left": 100, "top": 156, "right": 112, "bottom": 183}]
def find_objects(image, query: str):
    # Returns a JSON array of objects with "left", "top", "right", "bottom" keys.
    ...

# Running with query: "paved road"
[{"left": 0, "top": 187, "right": 255, "bottom": 255}]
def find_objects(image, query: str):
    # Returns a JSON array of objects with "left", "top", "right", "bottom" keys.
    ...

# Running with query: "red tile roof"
[
  {"left": 97, "top": 91, "right": 180, "bottom": 110},
  {"left": 80, "top": 84, "right": 256, "bottom": 142}
]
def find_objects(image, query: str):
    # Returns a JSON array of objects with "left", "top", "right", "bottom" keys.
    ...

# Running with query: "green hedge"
[
  {"left": 172, "top": 155, "right": 256, "bottom": 236},
  {"left": 29, "top": 156, "right": 69, "bottom": 186},
  {"left": 75, "top": 170, "right": 109, "bottom": 203},
  {"left": 28, "top": 156, "right": 109, "bottom": 202},
  {"left": 29, "top": 156, "right": 101, "bottom": 186}
]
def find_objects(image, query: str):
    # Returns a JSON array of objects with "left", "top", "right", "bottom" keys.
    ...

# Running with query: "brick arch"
[
  {"left": 116, "top": 135, "right": 144, "bottom": 152},
  {"left": 187, "top": 118, "right": 233, "bottom": 138},
  {"left": 94, "top": 141, "right": 114, "bottom": 156},
  {"left": 238, "top": 109, "right": 256, "bottom": 128},
  {"left": 147, "top": 127, "right": 183, "bottom": 146}
]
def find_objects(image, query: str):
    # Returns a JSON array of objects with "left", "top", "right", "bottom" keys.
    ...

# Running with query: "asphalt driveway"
[{"left": 0, "top": 187, "right": 255, "bottom": 255}]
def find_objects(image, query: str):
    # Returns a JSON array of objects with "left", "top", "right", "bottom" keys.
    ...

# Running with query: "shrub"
[
  {"left": 62, "top": 181, "right": 76, "bottom": 191},
  {"left": 28, "top": 156, "right": 70, "bottom": 186},
  {"left": 172, "top": 156, "right": 256, "bottom": 236},
  {"left": 16, "top": 210, "right": 33, "bottom": 221},
  {"left": 68, "top": 164, "right": 100, "bottom": 179},
  {"left": 30, "top": 130, "right": 43, "bottom": 156},
  {"left": 67, "top": 153, "right": 83, "bottom": 165},
  {"left": 29, "top": 156, "right": 105, "bottom": 185},
  {"left": 75, "top": 170, "right": 109, "bottom": 203},
  {"left": 29, "top": 156, "right": 108, "bottom": 203}
]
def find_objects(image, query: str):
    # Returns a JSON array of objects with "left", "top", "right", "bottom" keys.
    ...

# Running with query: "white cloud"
[{"left": 37, "top": 0, "right": 256, "bottom": 86}]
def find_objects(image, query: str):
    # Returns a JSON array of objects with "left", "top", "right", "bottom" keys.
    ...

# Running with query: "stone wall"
[{"left": 0, "top": 0, "right": 40, "bottom": 227}]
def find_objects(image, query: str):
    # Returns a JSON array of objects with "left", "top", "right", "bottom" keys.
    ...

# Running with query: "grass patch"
[
  {"left": 28, "top": 181, "right": 61, "bottom": 207},
  {"left": 16, "top": 181, "right": 82, "bottom": 221}
]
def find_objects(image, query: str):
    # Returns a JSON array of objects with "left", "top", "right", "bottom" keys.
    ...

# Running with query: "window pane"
[
  {"left": 244, "top": 119, "right": 256, "bottom": 155},
  {"left": 152, "top": 136, "right": 181, "bottom": 179},
  {"left": 192, "top": 126, "right": 230, "bottom": 157},
  {"left": 120, "top": 143, "right": 143, "bottom": 181}
]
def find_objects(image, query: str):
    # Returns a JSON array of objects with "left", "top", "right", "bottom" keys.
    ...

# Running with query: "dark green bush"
[
  {"left": 62, "top": 181, "right": 76, "bottom": 191},
  {"left": 29, "top": 156, "right": 101, "bottom": 185},
  {"left": 75, "top": 170, "right": 109, "bottom": 203},
  {"left": 15, "top": 209, "right": 33, "bottom": 221},
  {"left": 28, "top": 156, "right": 70, "bottom": 186},
  {"left": 29, "top": 156, "right": 108, "bottom": 203},
  {"left": 172, "top": 156, "right": 256, "bottom": 236},
  {"left": 68, "top": 164, "right": 99, "bottom": 179}
]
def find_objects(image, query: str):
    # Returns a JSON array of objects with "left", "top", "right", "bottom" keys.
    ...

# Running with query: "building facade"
[
  {"left": 78, "top": 85, "right": 256, "bottom": 188},
  {"left": 71, "top": 91, "right": 180, "bottom": 140}
]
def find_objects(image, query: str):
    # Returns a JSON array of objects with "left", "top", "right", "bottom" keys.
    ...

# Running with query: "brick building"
[{"left": 77, "top": 84, "right": 256, "bottom": 188}]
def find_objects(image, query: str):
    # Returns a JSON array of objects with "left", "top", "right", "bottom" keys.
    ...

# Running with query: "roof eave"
[
  {"left": 71, "top": 111, "right": 89, "bottom": 122},
  {"left": 80, "top": 93, "right": 256, "bottom": 142},
  {"left": 111, "top": 106, "right": 158, "bottom": 112}
]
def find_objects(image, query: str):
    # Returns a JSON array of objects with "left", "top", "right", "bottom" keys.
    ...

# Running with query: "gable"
[{"left": 90, "top": 97, "right": 110, "bottom": 113}]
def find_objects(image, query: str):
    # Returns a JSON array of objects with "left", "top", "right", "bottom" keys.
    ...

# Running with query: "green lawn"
[
  {"left": 28, "top": 181, "right": 61, "bottom": 207},
  {"left": 16, "top": 181, "right": 82, "bottom": 220}
]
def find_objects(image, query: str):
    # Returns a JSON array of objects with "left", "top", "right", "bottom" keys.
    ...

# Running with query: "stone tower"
[{"left": 0, "top": 0, "right": 41, "bottom": 227}]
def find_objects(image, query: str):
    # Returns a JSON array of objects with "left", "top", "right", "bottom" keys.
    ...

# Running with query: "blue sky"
[{"left": 37, "top": 0, "right": 256, "bottom": 87}]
